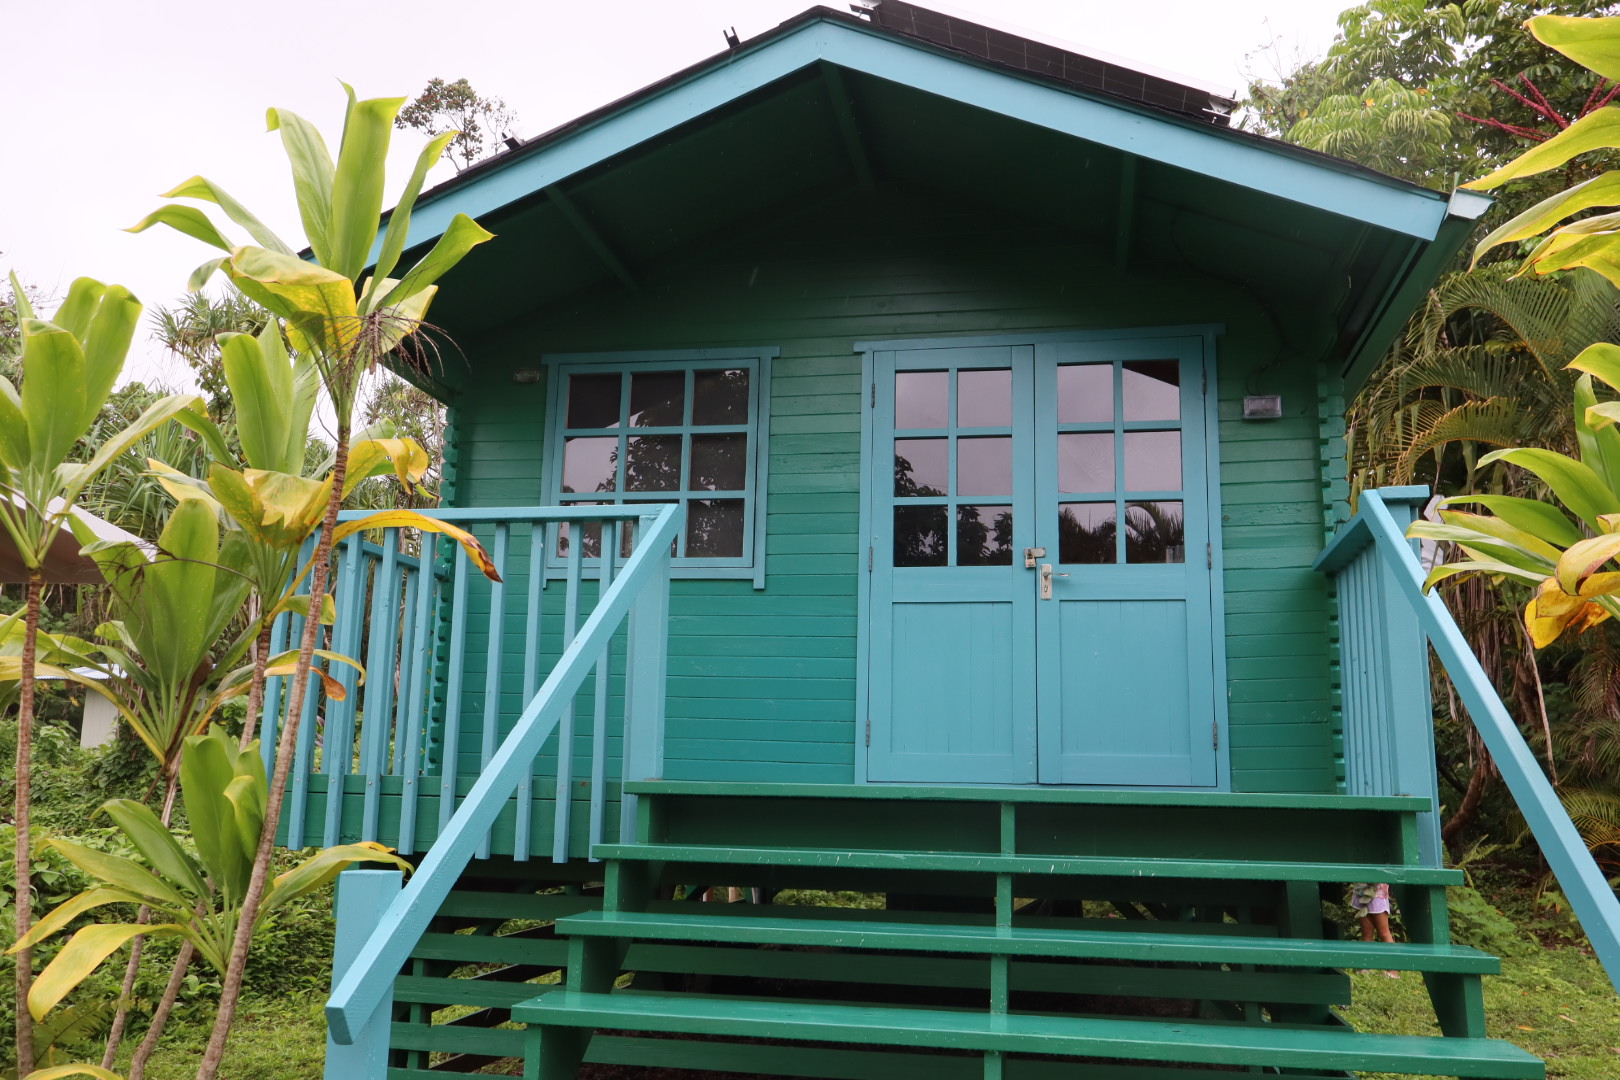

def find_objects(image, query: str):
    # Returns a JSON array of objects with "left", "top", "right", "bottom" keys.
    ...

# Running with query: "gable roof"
[{"left": 388, "top": 4, "right": 1487, "bottom": 394}]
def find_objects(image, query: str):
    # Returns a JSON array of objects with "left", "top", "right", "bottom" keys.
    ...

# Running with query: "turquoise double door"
[{"left": 866, "top": 337, "right": 1218, "bottom": 787}]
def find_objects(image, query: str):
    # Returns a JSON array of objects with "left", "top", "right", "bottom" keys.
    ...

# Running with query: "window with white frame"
[{"left": 543, "top": 349, "right": 774, "bottom": 584}]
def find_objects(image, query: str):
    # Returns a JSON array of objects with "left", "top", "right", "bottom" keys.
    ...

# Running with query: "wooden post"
[
  {"left": 1371, "top": 487, "right": 1443, "bottom": 868},
  {"left": 325, "top": 869, "right": 404, "bottom": 1080}
]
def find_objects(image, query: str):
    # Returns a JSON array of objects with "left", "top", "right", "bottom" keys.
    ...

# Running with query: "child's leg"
[
  {"left": 1369, "top": 909, "right": 1395, "bottom": 944},
  {"left": 1359, "top": 914, "right": 1376, "bottom": 942}
]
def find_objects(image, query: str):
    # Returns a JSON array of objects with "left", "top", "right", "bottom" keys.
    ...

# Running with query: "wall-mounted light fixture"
[
  {"left": 1242, "top": 395, "right": 1282, "bottom": 420},
  {"left": 512, "top": 369, "right": 543, "bottom": 384}
]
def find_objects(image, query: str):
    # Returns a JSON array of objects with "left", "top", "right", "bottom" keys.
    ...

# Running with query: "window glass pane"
[
  {"left": 693, "top": 368, "right": 749, "bottom": 425},
  {"left": 1123, "top": 360, "right": 1180, "bottom": 421},
  {"left": 1126, "top": 501, "right": 1185, "bottom": 563},
  {"left": 625, "top": 435, "right": 683, "bottom": 492},
  {"left": 896, "top": 370, "right": 948, "bottom": 429},
  {"left": 895, "top": 438, "right": 948, "bottom": 496},
  {"left": 692, "top": 433, "right": 747, "bottom": 491},
  {"left": 957, "top": 436, "right": 1012, "bottom": 496},
  {"left": 562, "top": 437, "right": 618, "bottom": 494},
  {"left": 1057, "top": 363, "right": 1112, "bottom": 423},
  {"left": 629, "top": 370, "right": 685, "bottom": 426},
  {"left": 556, "top": 503, "right": 604, "bottom": 559},
  {"left": 1058, "top": 432, "right": 1114, "bottom": 493},
  {"left": 566, "top": 373, "right": 621, "bottom": 429},
  {"left": 957, "top": 369, "right": 1011, "bottom": 427},
  {"left": 894, "top": 505, "right": 948, "bottom": 567},
  {"left": 1058, "top": 503, "right": 1116, "bottom": 564},
  {"left": 957, "top": 505, "right": 1013, "bottom": 566},
  {"left": 686, "top": 499, "right": 745, "bottom": 557},
  {"left": 1124, "top": 430, "right": 1181, "bottom": 491}
]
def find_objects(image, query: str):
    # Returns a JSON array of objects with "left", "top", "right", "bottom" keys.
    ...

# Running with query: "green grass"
[
  {"left": 1341, "top": 948, "right": 1620, "bottom": 1079},
  {"left": 104, "top": 993, "right": 328, "bottom": 1080}
]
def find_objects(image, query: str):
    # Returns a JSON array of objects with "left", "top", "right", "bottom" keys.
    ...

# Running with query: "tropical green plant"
[
  {"left": 5, "top": 729, "right": 408, "bottom": 1072},
  {"left": 126, "top": 84, "right": 494, "bottom": 1077},
  {"left": 1, "top": 276, "right": 202, "bottom": 1078}
]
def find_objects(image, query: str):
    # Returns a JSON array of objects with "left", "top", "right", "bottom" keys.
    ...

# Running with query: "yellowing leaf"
[{"left": 332, "top": 510, "right": 502, "bottom": 581}]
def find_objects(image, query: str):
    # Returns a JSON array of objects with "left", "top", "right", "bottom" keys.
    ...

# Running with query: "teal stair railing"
[
  {"left": 1316, "top": 486, "right": 1620, "bottom": 993},
  {"left": 316, "top": 503, "right": 680, "bottom": 1045}
]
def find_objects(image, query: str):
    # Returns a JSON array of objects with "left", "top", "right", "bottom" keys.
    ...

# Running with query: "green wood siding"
[{"left": 443, "top": 186, "right": 1338, "bottom": 793}]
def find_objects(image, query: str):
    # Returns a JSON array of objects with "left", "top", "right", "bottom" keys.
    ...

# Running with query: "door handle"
[{"left": 1040, "top": 563, "right": 1069, "bottom": 600}]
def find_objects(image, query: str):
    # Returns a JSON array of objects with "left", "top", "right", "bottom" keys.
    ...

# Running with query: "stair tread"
[
  {"left": 513, "top": 991, "right": 1542, "bottom": 1078},
  {"left": 593, "top": 842, "right": 1464, "bottom": 884},
  {"left": 555, "top": 911, "right": 1499, "bottom": 972}
]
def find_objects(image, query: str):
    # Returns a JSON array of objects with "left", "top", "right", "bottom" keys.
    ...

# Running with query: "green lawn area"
[{"left": 111, "top": 994, "right": 328, "bottom": 1080}]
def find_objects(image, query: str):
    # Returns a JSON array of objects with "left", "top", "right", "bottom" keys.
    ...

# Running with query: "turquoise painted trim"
[
  {"left": 589, "top": 524, "right": 617, "bottom": 857},
  {"left": 359, "top": 537, "right": 402, "bottom": 842},
  {"left": 324, "top": 538, "right": 366, "bottom": 847},
  {"left": 259, "top": 609, "right": 289, "bottom": 776},
  {"left": 382, "top": 18, "right": 1450, "bottom": 261},
  {"left": 624, "top": 509, "right": 673, "bottom": 837},
  {"left": 323, "top": 869, "right": 402, "bottom": 1080},
  {"left": 854, "top": 326, "right": 1227, "bottom": 353},
  {"left": 324, "top": 504, "right": 683, "bottom": 1045},
  {"left": 852, "top": 344, "right": 876, "bottom": 785},
  {"left": 557, "top": 526, "right": 583, "bottom": 862},
  {"left": 438, "top": 546, "right": 471, "bottom": 836},
  {"left": 476, "top": 523, "right": 509, "bottom": 861},
  {"left": 390, "top": 565, "right": 418, "bottom": 776},
  {"left": 334, "top": 506, "right": 657, "bottom": 523},
  {"left": 540, "top": 348, "right": 775, "bottom": 586},
  {"left": 1200, "top": 328, "right": 1232, "bottom": 792},
  {"left": 518, "top": 525, "right": 544, "bottom": 862},
  {"left": 1321, "top": 489, "right": 1620, "bottom": 993},
  {"left": 398, "top": 535, "right": 435, "bottom": 854}
]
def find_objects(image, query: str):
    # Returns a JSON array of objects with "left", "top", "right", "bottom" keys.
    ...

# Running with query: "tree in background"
[
  {"left": 396, "top": 77, "right": 518, "bottom": 171},
  {"left": 151, "top": 290, "right": 270, "bottom": 419}
]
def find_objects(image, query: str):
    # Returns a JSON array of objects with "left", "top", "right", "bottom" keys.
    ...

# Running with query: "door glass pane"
[
  {"left": 562, "top": 437, "right": 618, "bottom": 494},
  {"left": 693, "top": 368, "right": 749, "bottom": 425},
  {"left": 957, "top": 505, "right": 1013, "bottom": 566},
  {"left": 1058, "top": 503, "right": 1116, "bottom": 564},
  {"left": 1124, "top": 431, "right": 1181, "bottom": 491},
  {"left": 1058, "top": 433, "right": 1114, "bottom": 493},
  {"left": 1126, "top": 501, "right": 1185, "bottom": 563},
  {"left": 957, "top": 436, "right": 1012, "bottom": 496},
  {"left": 957, "top": 369, "right": 1012, "bottom": 427},
  {"left": 1123, "top": 360, "right": 1180, "bottom": 421},
  {"left": 895, "top": 438, "right": 948, "bottom": 496},
  {"left": 691, "top": 433, "right": 747, "bottom": 491},
  {"left": 629, "top": 370, "right": 685, "bottom": 426},
  {"left": 687, "top": 499, "right": 745, "bottom": 557},
  {"left": 894, "top": 505, "right": 948, "bottom": 566},
  {"left": 1057, "top": 364, "right": 1112, "bottom": 423},
  {"left": 896, "top": 370, "right": 948, "bottom": 429},
  {"left": 625, "top": 435, "right": 682, "bottom": 491},
  {"left": 566, "top": 373, "right": 621, "bottom": 429}
]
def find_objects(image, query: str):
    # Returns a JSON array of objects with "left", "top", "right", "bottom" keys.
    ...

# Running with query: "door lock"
[
  {"left": 1040, "top": 563, "right": 1069, "bottom": 600},
  {"left": 1024, "top": 546, "right": 1046, "bottom": 568}
]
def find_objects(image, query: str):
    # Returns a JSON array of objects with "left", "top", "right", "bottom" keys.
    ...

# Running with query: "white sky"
[{"left": 0, "top": 0, "right": 1354, "bottom": 393}]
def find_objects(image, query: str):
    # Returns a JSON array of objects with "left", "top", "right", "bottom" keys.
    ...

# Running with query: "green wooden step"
[
  {"left": 555, "top": 910, "right": 1498, "bottom": 973},
  {"left": 514, "top": 991, "right": 1543, "bottom": 1079},
  {"left": 626, "top": 779, "right": 1433, "bottom": 811},
  {"left": 593, "top": 842, "right": 1464, "bottom": 884}
]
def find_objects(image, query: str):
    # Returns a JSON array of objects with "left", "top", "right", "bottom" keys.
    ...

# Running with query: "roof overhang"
[{"left": 382, "top": 7, "right": 1485, "bottom": 395}]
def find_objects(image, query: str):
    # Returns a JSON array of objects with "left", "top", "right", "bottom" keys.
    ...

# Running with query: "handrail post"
[
  {"left": 324, "top": 868, "right": 403, "bottom": 1079},
  {"left": 1371, "top": 488, "right": 1443, "bottom": 867},
  {"left": 622, "top": 512, "right": 672, "bottom": 843}
]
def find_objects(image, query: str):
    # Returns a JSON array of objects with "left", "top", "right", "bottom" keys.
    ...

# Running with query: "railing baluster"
[
  {"left": 324, "top": 537, "right": 368, "bottom": 848},
  {"left": 518, "top": 522, "right": 544, "bottom": 862},
  {"left": 288, "top": 538, "right": 318, "bottom": 847},
  {"left": 623, "top": 511, "right": 672, "bottom": 842},
  {"left": 259, "top": 607, "right": 290, "bottom": 775},
  {"left": 398, "top": 535, "right": 437, "bottom": 855},
  {"left": 588, "top": 522, "right": 617, "bottom": 860},
  {"left": 557, "top": 523, "right": 583, "bottom": 861},
  {"left": 438, "top": 544, "right": 471, "bottom": 837},
  {"left": 391, "top": 564, "right": 417, "bottom": 776},
  {"left": 359, "top": 533, "right": 403, "bottom": 843},
  {"left": 477, "top": 523, "right": 509, "bottom": 861}
]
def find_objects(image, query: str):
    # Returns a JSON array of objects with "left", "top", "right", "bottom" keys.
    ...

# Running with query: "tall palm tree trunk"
[{"left": 194, "top": 429, "right": 351, "bottom": 1080}]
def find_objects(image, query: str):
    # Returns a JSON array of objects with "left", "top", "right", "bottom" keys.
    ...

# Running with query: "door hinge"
[
  {"left": 868, "top": 545, "right": 874, "bottom": 572},
  {"left": 865, "top": 717, "right": 872, "bottom": 746},
  {"left": 871, "top": 381, "right": 877, "bottom": 407},
  {"left": 1213, "top": 721, "right": 1220, "bottom": 751},
  {"left": 1207, "top": 542, "right": 1212, "bottom": 570}
]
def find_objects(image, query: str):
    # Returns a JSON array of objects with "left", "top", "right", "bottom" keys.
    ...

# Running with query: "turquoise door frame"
[{"left": 855, "top": 329, "right": 1229, "bottom": 789}]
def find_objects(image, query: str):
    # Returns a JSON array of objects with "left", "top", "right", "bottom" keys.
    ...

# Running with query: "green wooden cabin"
[{"left": 287, "top": 4, "right": 1620, "bottom": 1078}]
